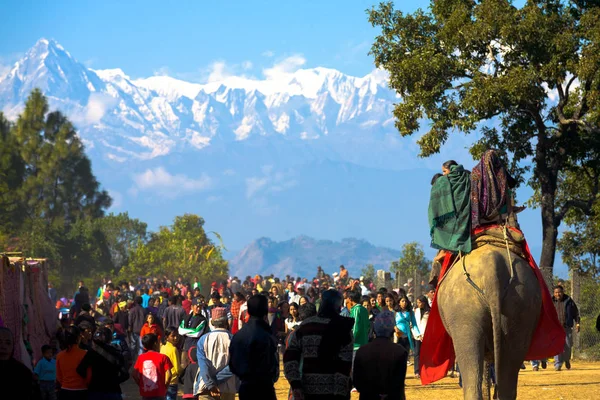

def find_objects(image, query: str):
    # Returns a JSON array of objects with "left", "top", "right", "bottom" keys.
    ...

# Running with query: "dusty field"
[{"left": 122, "top": 361, "right": 600, "bottom": 399}]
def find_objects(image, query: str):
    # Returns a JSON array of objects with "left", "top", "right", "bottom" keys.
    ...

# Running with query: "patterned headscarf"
[
  {"left": 374, "top": 310, "right": 395, "bottom": 338},
  {"left": 471, "top": 150, "right": 516, "bottom": 228}
]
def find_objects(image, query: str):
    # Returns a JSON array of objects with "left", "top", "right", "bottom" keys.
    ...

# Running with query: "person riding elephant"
[
  {"left": 470, "top": 149, "right": 524, "bottom": 229},
  {"left": 428, "top": 160, "right": 472, "bottom": 254}
]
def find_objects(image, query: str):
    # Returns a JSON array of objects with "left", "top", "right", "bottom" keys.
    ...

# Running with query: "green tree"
[
  {"left": 368, "top": 1, "right": 600, "bottom": 282},
  {"left": 390, "top": 242, "right": 430, "bottom": 285},
  {"left": 361, "top": 264, "right": 376, "bottom": 282},
  {"left": 96, "top": 212, "right": 148, "bottom": 270},
  {"left": 0, "top": 90, "right": 112, "bottom": 290},
  {"left": 0, "top": 112, "right": 25, "bottom": 232},
  {"left": 121, "top": 214, "right": 228, "bottom": 290},
  {"left": 558, "top": 204, "right": 600, "bottom": 277}
]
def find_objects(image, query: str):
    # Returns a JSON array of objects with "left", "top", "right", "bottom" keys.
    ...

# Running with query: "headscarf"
[
  {"left": 471, "top": 150, "right": 517, "bottom": 228},
  {"left": 374, "top": 310, "right": 395, "bottom": 338}
]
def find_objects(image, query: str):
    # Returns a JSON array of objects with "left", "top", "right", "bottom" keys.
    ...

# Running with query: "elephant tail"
[{"left": 489, "top": 280, "right": 503, "bottom": 393}]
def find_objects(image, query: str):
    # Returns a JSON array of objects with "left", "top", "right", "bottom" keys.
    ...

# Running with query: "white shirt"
[
  {"left": 288, "top": 293, "right": 301, "bottom": 304},
  {"left": 413, "top": 308, "right": 429, "bottom": 339},
  {"left": 360, "top": 284, "right": 369, "bottom": 296}
]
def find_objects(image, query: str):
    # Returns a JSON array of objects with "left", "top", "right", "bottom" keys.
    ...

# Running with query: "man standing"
[
  {"left": 553, "top": 285, "right": 580, "bottom": 371},
  {"left": 182, "top": 298, "right": 210, "bottom": 353},
  {"left": 208, "top": 293, "right": 232, "bottom": 329},
  {"left": 284, "top": 289, "right": 354, "bottom": 400},
  {"left": 48, "top": 283, "right": 58, "bottom": 304},
  {"left": 287, "top": 283, "right": 301, "bottom": 304},
  {"left": 229, "top": 295, "right": 279, "bottom": 400},
  {"left": 163, "top": 296, "right": 186, "bottom": 331},
  {"left": 353, "top": 311, "right": 408, "bottom": 400},
  {"left": 129, "top": 296, "right": 147, "bottom": 357},
  {"left": 425, "top": 285, "right": 435, "bottom": 307},
  {"left": 195, "top": 308, "right": 238, "bottom": 400},
  {"left": 347, "top": 290, "right": 370, "bottom": 356}
]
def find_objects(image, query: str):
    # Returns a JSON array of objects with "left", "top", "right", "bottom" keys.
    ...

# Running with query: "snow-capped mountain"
[
  {"left": 0, "top": 38, "right": 399, "bottom": 162},
  {"left": 0, "top": 38, "right": 562, "bottom": 277}
]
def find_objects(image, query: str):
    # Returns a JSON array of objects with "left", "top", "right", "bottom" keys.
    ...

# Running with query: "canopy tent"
[{"left": 0, "top": 254, "right": 57, "bottom": 370}]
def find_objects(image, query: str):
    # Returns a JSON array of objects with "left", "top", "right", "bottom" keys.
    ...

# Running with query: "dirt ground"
[{"left": 122, "top": 361, "right": 600, "bottom": 399}]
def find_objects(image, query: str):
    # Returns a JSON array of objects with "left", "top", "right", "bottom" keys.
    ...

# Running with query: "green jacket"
[{"left": 350, "top": 304, "right": 370, "bottom": 350}]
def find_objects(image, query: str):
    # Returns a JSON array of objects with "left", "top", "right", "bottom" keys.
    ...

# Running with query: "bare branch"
[{"left": 564, "top": 75, "right": 577, "bottom": 103}]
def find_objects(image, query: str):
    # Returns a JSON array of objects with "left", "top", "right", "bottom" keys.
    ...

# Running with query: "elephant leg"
[
  {"left": 453, "top": 333, "right": 485, "bottom": 400},
  {"left": 495, "top": 353, "right": 523, "bottom": 400}
]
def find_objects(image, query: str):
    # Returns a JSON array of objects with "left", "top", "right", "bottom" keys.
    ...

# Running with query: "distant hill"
[{"left": 228, "top": 235, "right": 400, "bottom": 278}]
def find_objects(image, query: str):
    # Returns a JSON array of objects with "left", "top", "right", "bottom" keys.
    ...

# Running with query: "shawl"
[
  {"left": 428, "top": 164, "right": 472, "bottom": 253},
  {"left": 471, "top": 150, "right": 516, "bottom": 228}
]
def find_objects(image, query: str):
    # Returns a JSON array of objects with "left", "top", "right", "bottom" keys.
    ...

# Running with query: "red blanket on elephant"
[{"left": 419, "top": 225, "right": 566, "bottom": 385}]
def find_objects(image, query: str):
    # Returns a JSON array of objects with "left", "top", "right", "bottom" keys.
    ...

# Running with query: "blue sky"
[
  {"left": 0, "top": 0, "right": 567, "bottom": 277},
  {"left": 0, "top": 0, "right": 428, "bottom": 80}
]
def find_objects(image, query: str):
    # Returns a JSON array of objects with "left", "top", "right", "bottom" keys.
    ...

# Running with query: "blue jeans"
[
  {"left": 166, "top": 384, "right": 178, "bottom": 400},
  {"left": 531, "top": 359, "right": 546, "bottom": 368},
  {"left": 39, "top": 380, "right": 57, "bottom": 400},
  {"left": 554, "top": 327, "right": 573, "bottom": 368},
  {"left": 130, "top": 332, "right": 141, "bottom": 355}
]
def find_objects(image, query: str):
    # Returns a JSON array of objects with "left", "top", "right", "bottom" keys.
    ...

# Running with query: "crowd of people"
[
  {"left": 0, "top": 151, "right": 591, "bottom": 400},
  {"left": 2, "top": 266, "right": 438, "bottom": 400}
]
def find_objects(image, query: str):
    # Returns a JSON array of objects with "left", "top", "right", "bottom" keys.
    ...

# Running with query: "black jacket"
[
  {"left": 353, "top": 337, "right": 408, "bottom": 400},
  {"left": 229, "top": 317, "right": 278, "bottom": 385},
  {"left": 182, "top": 312, "right": 209, "bottom": 352},
  {"left": 180, "top": 346, "right": 199, "bottom": 396},
  {"left": 554, "top": 295, "right": 580, "bottom": 328},
  {"left": 77, "top": 342, "right": 129, "bottom": 393},
  {"left": 128, "top": 304, "right": 146, "bottom": 334}
]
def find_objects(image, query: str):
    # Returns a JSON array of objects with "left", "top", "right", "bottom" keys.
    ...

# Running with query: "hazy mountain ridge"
[{"left": 229, "top": 235, "right": 400, "bottom": 278}]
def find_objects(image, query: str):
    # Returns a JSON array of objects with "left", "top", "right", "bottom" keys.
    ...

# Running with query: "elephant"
[{"left": 436, "top": 245, "right": 542, "bottom": 400}]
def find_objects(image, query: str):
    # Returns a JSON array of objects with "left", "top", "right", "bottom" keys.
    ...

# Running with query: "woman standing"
[
  {"left": 394, "top": 295, "right": 419, "bottom": 355},
  {"left": 384, "top": 294, "right": 396, "bottom": 313},
  {"left": 56, "top": 326, "right": 89, "bottom": 400},
  {"left": 140, "top": 313, "right": 163, "bottom": 343},
  {"left": 285, "top": 302, "right": 301, "bottom": 333},
  {"left": 230, "top": 292, "right": 246, "bottom": 334},
  {"left": 412, "top": 295, "right": 430, "bottom": 378}
]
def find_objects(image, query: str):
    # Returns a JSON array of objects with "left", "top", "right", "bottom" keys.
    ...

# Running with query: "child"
[
  {"left": 160, "top": 327, "right": 183, "bottom": 400},
  {"left": 140, "top": 313, "right": 163, "bottom": 343},
  {"left": 34, "top": 345, "right": 57, "bottom": 400},
  {"left": 133, "top": 333, "right": 173, "bottom": 400},
  {"left": 180, "top": 346, "right": 199, "bottom": 399}
]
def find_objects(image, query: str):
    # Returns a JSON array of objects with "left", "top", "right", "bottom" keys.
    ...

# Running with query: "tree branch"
[{"left": 555, "top": 199, "right": 594, "bottom": 225}]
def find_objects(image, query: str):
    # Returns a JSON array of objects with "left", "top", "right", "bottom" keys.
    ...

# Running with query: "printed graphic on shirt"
[{"left": 142, "top": 360, "right": 159, "bottom": 391}]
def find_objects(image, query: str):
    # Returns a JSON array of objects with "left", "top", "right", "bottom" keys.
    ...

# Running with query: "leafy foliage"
[
  {"left": 390, "top": 242, "right": 430, "bottom": 279},
  {"left": 119, "top": 214, "right": 228, "bottom": 288},
  {"left": 0, "top": 91, "right": 229, "bottom": 293},
  {"left": 368, "top": 1, "right": 600, "bottom": 279},
  {"left": 361, "top": 264, "right": 376, "bottom": 282}
]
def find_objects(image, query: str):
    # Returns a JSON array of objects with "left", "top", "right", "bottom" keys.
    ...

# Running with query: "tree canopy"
[
  {"left": 369, "top": 0, "right": 600, "bottom": 281},
  {"left": 119, "top": 214, "right": 228, "bottom": 289},
  {"left": 0, "top": 91, "right": 228, "bottom": 292},
  {"left": 390, "top": 242, "right": 430, "bottom": 283}
]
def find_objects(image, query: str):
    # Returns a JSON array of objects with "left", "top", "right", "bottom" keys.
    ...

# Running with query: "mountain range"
[
  {"left": 229, "top": 235, "right": 400, "bottom": 278},
  {"left": 0, "top": 38, "right": 566, "bottom": 278},
  {"left": 0, "top": 38, "right": 401, "bottom": 163}
]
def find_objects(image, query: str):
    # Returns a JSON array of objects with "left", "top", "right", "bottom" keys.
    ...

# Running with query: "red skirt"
[{"left": 419, "top": 226, "right": 565, "bottom": 385}]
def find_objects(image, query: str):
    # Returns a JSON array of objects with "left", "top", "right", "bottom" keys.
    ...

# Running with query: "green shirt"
[{"left": 350, "top": 304, "right": 370, "bottom": 350}]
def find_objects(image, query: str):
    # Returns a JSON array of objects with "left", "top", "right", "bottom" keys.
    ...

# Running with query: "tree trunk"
[
  {"left": 535, "top": 129, "right": 561, "bottom": 290},
  {"left": 539, "top": 198, "right": 559, "bottom": 289}
]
